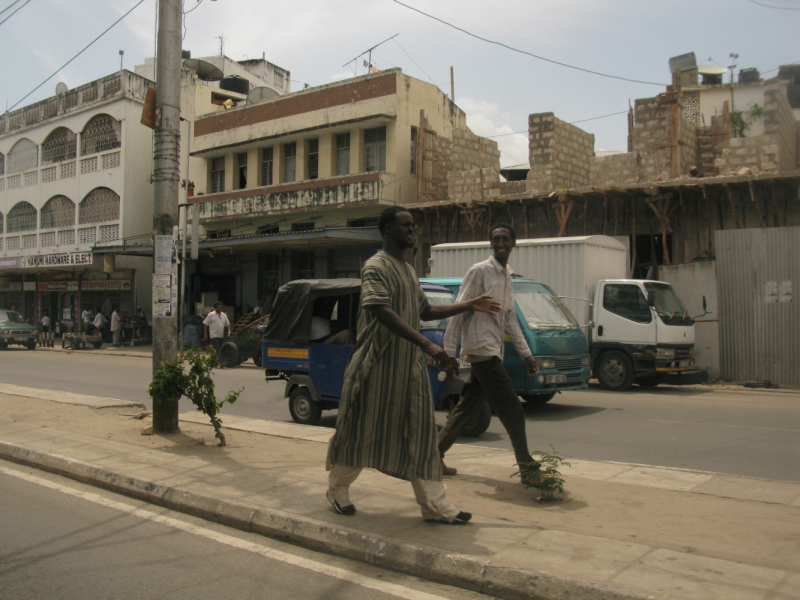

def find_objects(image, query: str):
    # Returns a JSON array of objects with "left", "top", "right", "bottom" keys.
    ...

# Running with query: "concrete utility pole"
[{"left": 152, "top": 0, "right": 182, "bottom": 433}]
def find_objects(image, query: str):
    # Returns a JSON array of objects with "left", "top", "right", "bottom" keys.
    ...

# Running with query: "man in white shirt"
[
  {"left": 81, "top": 306, "right": 93, "bottom": 333},
  {"left": 203, "top": 302, "right": 231, "bottom": 362},
  {"left": 110, "top": 308, "right": 122, "bottom": 346},
  {"left": 92, "top": 309, "right": 107, "bottom": 334},
  {"left": 440, "top": 222, "right": 540, "bottom": 479}
]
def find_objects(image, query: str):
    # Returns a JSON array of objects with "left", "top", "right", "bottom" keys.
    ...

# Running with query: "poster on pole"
[
  {"left": 153, "top": 235, "right": 177, "bottom": 317},
  {"left": 152, "top": 274, "right": 173, "bottom": 317}
]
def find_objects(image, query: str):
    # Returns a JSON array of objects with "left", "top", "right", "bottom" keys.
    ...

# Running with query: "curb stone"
[{"left": 0, "top": 439, "right": 662, "bottom": 600}]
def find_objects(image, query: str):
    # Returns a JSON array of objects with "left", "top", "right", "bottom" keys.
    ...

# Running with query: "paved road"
[
  {"left": 0, "top": 462, "right": 492, "bottom": 600},
  {"left": 2, "top": 348, "right": 799, "bottom": 481}
]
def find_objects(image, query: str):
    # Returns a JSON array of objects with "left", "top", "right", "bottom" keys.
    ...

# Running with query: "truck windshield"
[
  {"left": 0, "top": 311, "right": 25, "bottom": 323},
  {"left": 421, "top": 290, "right": 455, "bottom": 330},
  {"left": 643, "top": 282, "right": 693, "bottom": 325},
  {"left": 513, "top": 282, "right": 579, "bottom": 329}
]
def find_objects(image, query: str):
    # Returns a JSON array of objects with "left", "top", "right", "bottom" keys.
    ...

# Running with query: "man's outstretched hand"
[
  {"left": 524, "top": 356, "right": 540, "bottom": 376},
  {"left": 470, "top": 295, "right": 501, "bottom": 314}
]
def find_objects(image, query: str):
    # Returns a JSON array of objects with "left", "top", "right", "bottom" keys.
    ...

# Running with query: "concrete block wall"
[
  {"left": 714, "top": 134, "right": 781, "bottom": 176},
  {"left": 447, "top": 167, "right": 500, "bottom": 202},
  {"left": 763, "top": 82, "right": 797, "bottom": 172},
  {"left": 450, "top": 129, "right": 501, "bottom": 172},
  {"left": 527, "top": 112, "right": 594, "bottom": 193},
  {"left": 590, "top": 152, "right": 640, "bottom": 187}
]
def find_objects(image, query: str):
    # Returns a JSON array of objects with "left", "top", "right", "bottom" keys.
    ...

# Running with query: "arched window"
[
  {"left": 41, "top": 195, "right": 76, "bottom": 229},
  {"left": 81, "top": 114, "right": 121, "bottom": 156},
  {"left": 7, "top": 201, "right": 37, "bottom": 232},
  {"left": 42, "top": 127, "right": 77, "bottom": 165},
  {"left": 7, "top": 138, "right": 38, "bottom": 173},
  {"left": 79, "top": 187, "right": 120, "bottom": 224},
  {"left": 0, "top": 151, "right": 5, "bottom": 176}
]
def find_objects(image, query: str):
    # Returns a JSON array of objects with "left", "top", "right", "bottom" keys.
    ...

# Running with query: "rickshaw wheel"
[
  {"left": 289, "top": 387, "right": 322, "bottom": 426},
  {"left": 458, "top": 398, "right": 492, "bottom": 437},
  {"left": 220, "top": 342, "right": 239, "bottom": 368}
]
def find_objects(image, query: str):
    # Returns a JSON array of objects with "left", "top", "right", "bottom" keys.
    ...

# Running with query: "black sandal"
[{"left": 425, "top": 511, "right": 472, "bottom": 524}]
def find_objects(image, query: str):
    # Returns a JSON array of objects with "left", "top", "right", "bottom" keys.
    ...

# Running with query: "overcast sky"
[{"left": 1, "top": 0, "right": 797, "bottom": 167}]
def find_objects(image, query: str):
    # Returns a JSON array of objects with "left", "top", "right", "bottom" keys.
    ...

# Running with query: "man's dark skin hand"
[
  {"left": 367, "top": 210, "right": 500, "bottom": 369},
  {"left": 444, "top": 226, "right": 540, "bottom": 380}
]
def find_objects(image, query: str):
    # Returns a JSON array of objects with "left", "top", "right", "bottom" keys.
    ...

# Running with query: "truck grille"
[
  {"left": 556, "top": 357, "right": 582, "bottom": 371},
  {"left": 675, "top": 347, "right": 692, "bottom": 359}
]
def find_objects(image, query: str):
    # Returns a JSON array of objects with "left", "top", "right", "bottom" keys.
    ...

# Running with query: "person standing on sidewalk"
[
  {"left": 40, "top": 312, "right": 51, "bottom": 347},
  {"left": 203, "top": 302, "right": 231, "bottom": 362},
  {"left": 439, "top": 222, "right": 541, "bottom": 482},
  {"left": 81, "top": 306, "right": 93, "bottom": 333},
  {"left": 326, "top": 206, "right": 500, "bottom": 524},
  {"left": 92, "top": 308, "right": 107, "bottom": 338},
  {"left": 110, "top": 307, "right": 122, "bottom": 346}
]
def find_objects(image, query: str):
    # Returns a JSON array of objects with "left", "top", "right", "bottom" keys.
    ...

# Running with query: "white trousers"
[{"left": 328, "top": 464, "right": 460, "bottom": 521}]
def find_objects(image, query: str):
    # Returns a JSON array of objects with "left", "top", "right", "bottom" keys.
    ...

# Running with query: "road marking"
[
  {"left": 0, "top": 465, "right": 453, "bottom": 600},
  {"left": 650, "top": 419, "right": 800, "bottom": 433}
]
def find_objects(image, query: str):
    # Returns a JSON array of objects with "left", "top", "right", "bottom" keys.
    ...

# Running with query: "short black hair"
[
  {"left": 378, "top": 206, "right": 411, "bottom": 235},
  {"left": 214, "top": 302, "right": 222, "bottom": 308},
  {"left": 490, "top": 222, "right": 516, "bottom": 242}
]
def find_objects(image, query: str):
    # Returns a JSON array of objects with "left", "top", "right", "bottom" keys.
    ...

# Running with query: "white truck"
[{"left": 429, "top": 235, "right": 708, "bottom": 391}]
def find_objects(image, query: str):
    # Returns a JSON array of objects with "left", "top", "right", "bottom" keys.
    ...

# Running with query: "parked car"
[{"left": 0, "top": 310, "right": 39, "bottom": 350}]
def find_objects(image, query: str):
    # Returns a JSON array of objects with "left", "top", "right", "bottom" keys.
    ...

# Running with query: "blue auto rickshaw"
[
  {"left": 420, "top": 277, "right": 591, "bottom": 403},
  {"left": 262, "top": 278, "right": 491, "bottom": 435}
]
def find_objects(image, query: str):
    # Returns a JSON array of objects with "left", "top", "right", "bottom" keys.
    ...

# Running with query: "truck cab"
[{"left": 592, "top": 279, "right": 709, "bottom": 390}]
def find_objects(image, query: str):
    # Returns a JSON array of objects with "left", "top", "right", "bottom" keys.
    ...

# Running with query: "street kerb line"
[
  {"left": 0, "top": 464, "right": 455, "bottom": 600},
  {"left": 649, "top": 419, "right": 800, "bottom": 433}
]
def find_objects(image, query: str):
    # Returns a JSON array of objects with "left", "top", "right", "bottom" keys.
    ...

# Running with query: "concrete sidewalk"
[{"left": 0, "top": 386, "right": 798, "bottom": 600}]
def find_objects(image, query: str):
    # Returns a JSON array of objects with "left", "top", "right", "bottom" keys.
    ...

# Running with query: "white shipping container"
[{"left": 429, "top": 236, "right": 627, "bottom": 326}]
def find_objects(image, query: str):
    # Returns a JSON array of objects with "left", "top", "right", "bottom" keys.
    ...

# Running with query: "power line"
[
  {"left": 5, "top": 0, "right": 145, "bottom": 113},
  {"left": 746, "top": 0, "right": 800, "bottom": 9},
  {"left": 485, "top": 110, "right": 630, "bottom": 138},
  {"left": 391, "top": 37, "right": 442, "bottom": 90},
  {"left": 0, "top": 0, "right": 30, "bottom": 27},
  {"left": 0, "top": 0, "right": 23, "bottom": 17},
  {"left": 391, "top": 0, "right": 666, "bottom": 87}
]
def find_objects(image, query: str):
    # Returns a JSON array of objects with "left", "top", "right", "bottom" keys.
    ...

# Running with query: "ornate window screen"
[
  {"left": 42, "top": 128, "right": 77, "bottom": 165},
  {"left": 81, "top": 157, "right": 97, "bottom": 174},
  {"left": 0, "top": 151, "right": 4, "bottom": 175},
  {"left": 7, "top": 236, "right": 19, "bottom": 251},
  {"left": 7, "top": 138, "right": 38, "bottom": 173},
  {"left": 79, "top": 226, "right": 97, "bottom": 245},
  {"left": 41, "top": 195, "right": 76, "bottom": 229},
  {"left": 42, "top": 167, "right": 56, "bottom": 183},
  {"left": 0, "top": 179, "right": 4, "bottom": 192},
  {"left": 81, "top": 115, "right": 121, "bottom": 156},
  {"left": 40, "top": 232, "right": 56, "bottom": 247},
  {"left": 8, "top": 175, "right": 21, "bottom": 189},
  {"left": 59, "top": 229, "right": 75, "bottom": 246},
  {"left": 7, "top": 202, "right": 37, "bottom": 232},
  {"left": 61, "top": 162, "right": 75, "bottom": 179},
  {"left": 24, "top": 171, "right": 37, "bottom": 187},
  {"left": 0, "top": 211, "right": 4, "bottom": 233},
  {"left": 0, "top": 238, "right": 3, "bottom": 251},
  {"left": 79, "top": 187, "right": 120, "bottom": 224},
  {"left": 99, "top": 224, "right": 119, "bottom": 242},
  {"left": 102, "top": 151, "right": 120, "bottom": 170},
  {"left": 22, "top": 234, "right": 37, "bottom": 249}
]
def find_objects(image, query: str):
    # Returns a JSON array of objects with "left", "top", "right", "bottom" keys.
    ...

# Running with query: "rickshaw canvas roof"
[{"left": 263, "top": 279, "right": 362, "bottom": 345}]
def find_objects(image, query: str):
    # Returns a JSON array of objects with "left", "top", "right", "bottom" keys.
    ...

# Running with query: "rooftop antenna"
[
  {"left": 119, "top": 49, "right": 124, "bottom": 71},
  {"left": 342, "top": 33, "right": 399, "bottom": 74},
  {"left": 217, "top": 33, "right": 226, "bottom": 57}
]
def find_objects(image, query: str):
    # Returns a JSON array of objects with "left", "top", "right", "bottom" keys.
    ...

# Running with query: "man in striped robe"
[{"left": 327, "top": 206, "right": 500, "bottom": 524}]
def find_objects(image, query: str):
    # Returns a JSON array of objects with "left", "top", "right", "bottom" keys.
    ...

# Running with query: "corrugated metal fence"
[{"left": 716, "top": 227, "right": 800, "bottom": 384}]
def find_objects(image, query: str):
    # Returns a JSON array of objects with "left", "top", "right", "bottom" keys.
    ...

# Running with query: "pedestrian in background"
[
  {"left": 326, "top": 206, "right": 500, "bottom": 524},
  {"left": 81, "top": 305, "right": 93, "bottom": 333},
  {"left": 40, "top": 312, "right": 51, "bottom": 347},
  {"left": 439, "top": 222, "right": 541, "bottom": 483},
  {"left": 110, "top": 307, "right": 122, "bottom": 346},
  {"left": 92, "top": 308, "right": 107, "bottom": 338},
  {"left": 203, "top": 302, "right": 231, "bottom": 363}
]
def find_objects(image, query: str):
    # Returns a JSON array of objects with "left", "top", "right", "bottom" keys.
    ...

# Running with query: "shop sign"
[
  {"left": 37, "top": 281, "right": 79, "bottom": 291},
  {"left": 0, "top": 277, "right": 23, "bottom": 291},
  {"left": 81, "top": 280, "right": 132, "bottom": 291},
  {"left": 0, "top": 257, "right": 21, "bottom": 270},
  {"left": 21, "top": 252, "right": 93, "bottom": 268},
  {"left": 40, "top": 272, "right": 75, "bottom": 282}
]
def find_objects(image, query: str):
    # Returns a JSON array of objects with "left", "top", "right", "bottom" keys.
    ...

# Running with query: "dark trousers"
[
  {"left": 437, "top": 356, "right": 534, "bottom": 467},
  {"left": 209, "top": 336, "right": 223, "bottom": 357}
]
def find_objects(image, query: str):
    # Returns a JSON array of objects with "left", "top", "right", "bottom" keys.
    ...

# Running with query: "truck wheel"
[
  {"left": 521, "top": 391, "right": 557, "bottom": 404},
  {"left": 289, "top": 387, "right": 322, "bottom": 426},
  {"left": 0, "top": 342, "right": 8, "bottom": 350},
  {"left": 252, "top": 348, "right": 262, "bottom": 367},
  {"left": 220, "top": 342, "right": 239, "bottom": 368},
  {"left": 636, "top": 374, "right": 664, "bottom": 388},
  {"left": 455, "top": 399, "right": 492, "bottom": 437},
  {"left": 26, "top": 343, "right": 36, "bottom": 351},
  {"left": 597, "top": 351, "right": 635, "bottom": 391}
]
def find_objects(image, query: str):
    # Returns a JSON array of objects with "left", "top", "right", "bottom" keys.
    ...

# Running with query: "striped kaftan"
[{"left": 326, "top": 251, "right": 442, "bottom": 481}]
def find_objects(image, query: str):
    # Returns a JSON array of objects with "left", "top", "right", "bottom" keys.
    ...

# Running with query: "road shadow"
[
  {"left": 521, "top": 401, "right": 604, "bottom": 422},
  {"left": 584, "top": 381, "right": 715, "bottom": 398}
]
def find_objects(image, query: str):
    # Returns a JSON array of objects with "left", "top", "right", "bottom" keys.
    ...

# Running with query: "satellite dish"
[
  {"left": 55, "top": 82, "right": 68, "bottom": 96},
  {"left": 183, "top": 58, "right": 224, "bottom": 81},
  {"left": 698, "top": 64, "right": 728, "bottom": 76},
  {"left": 246, "top": 86, "right": 280, "bottom": 104}
]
